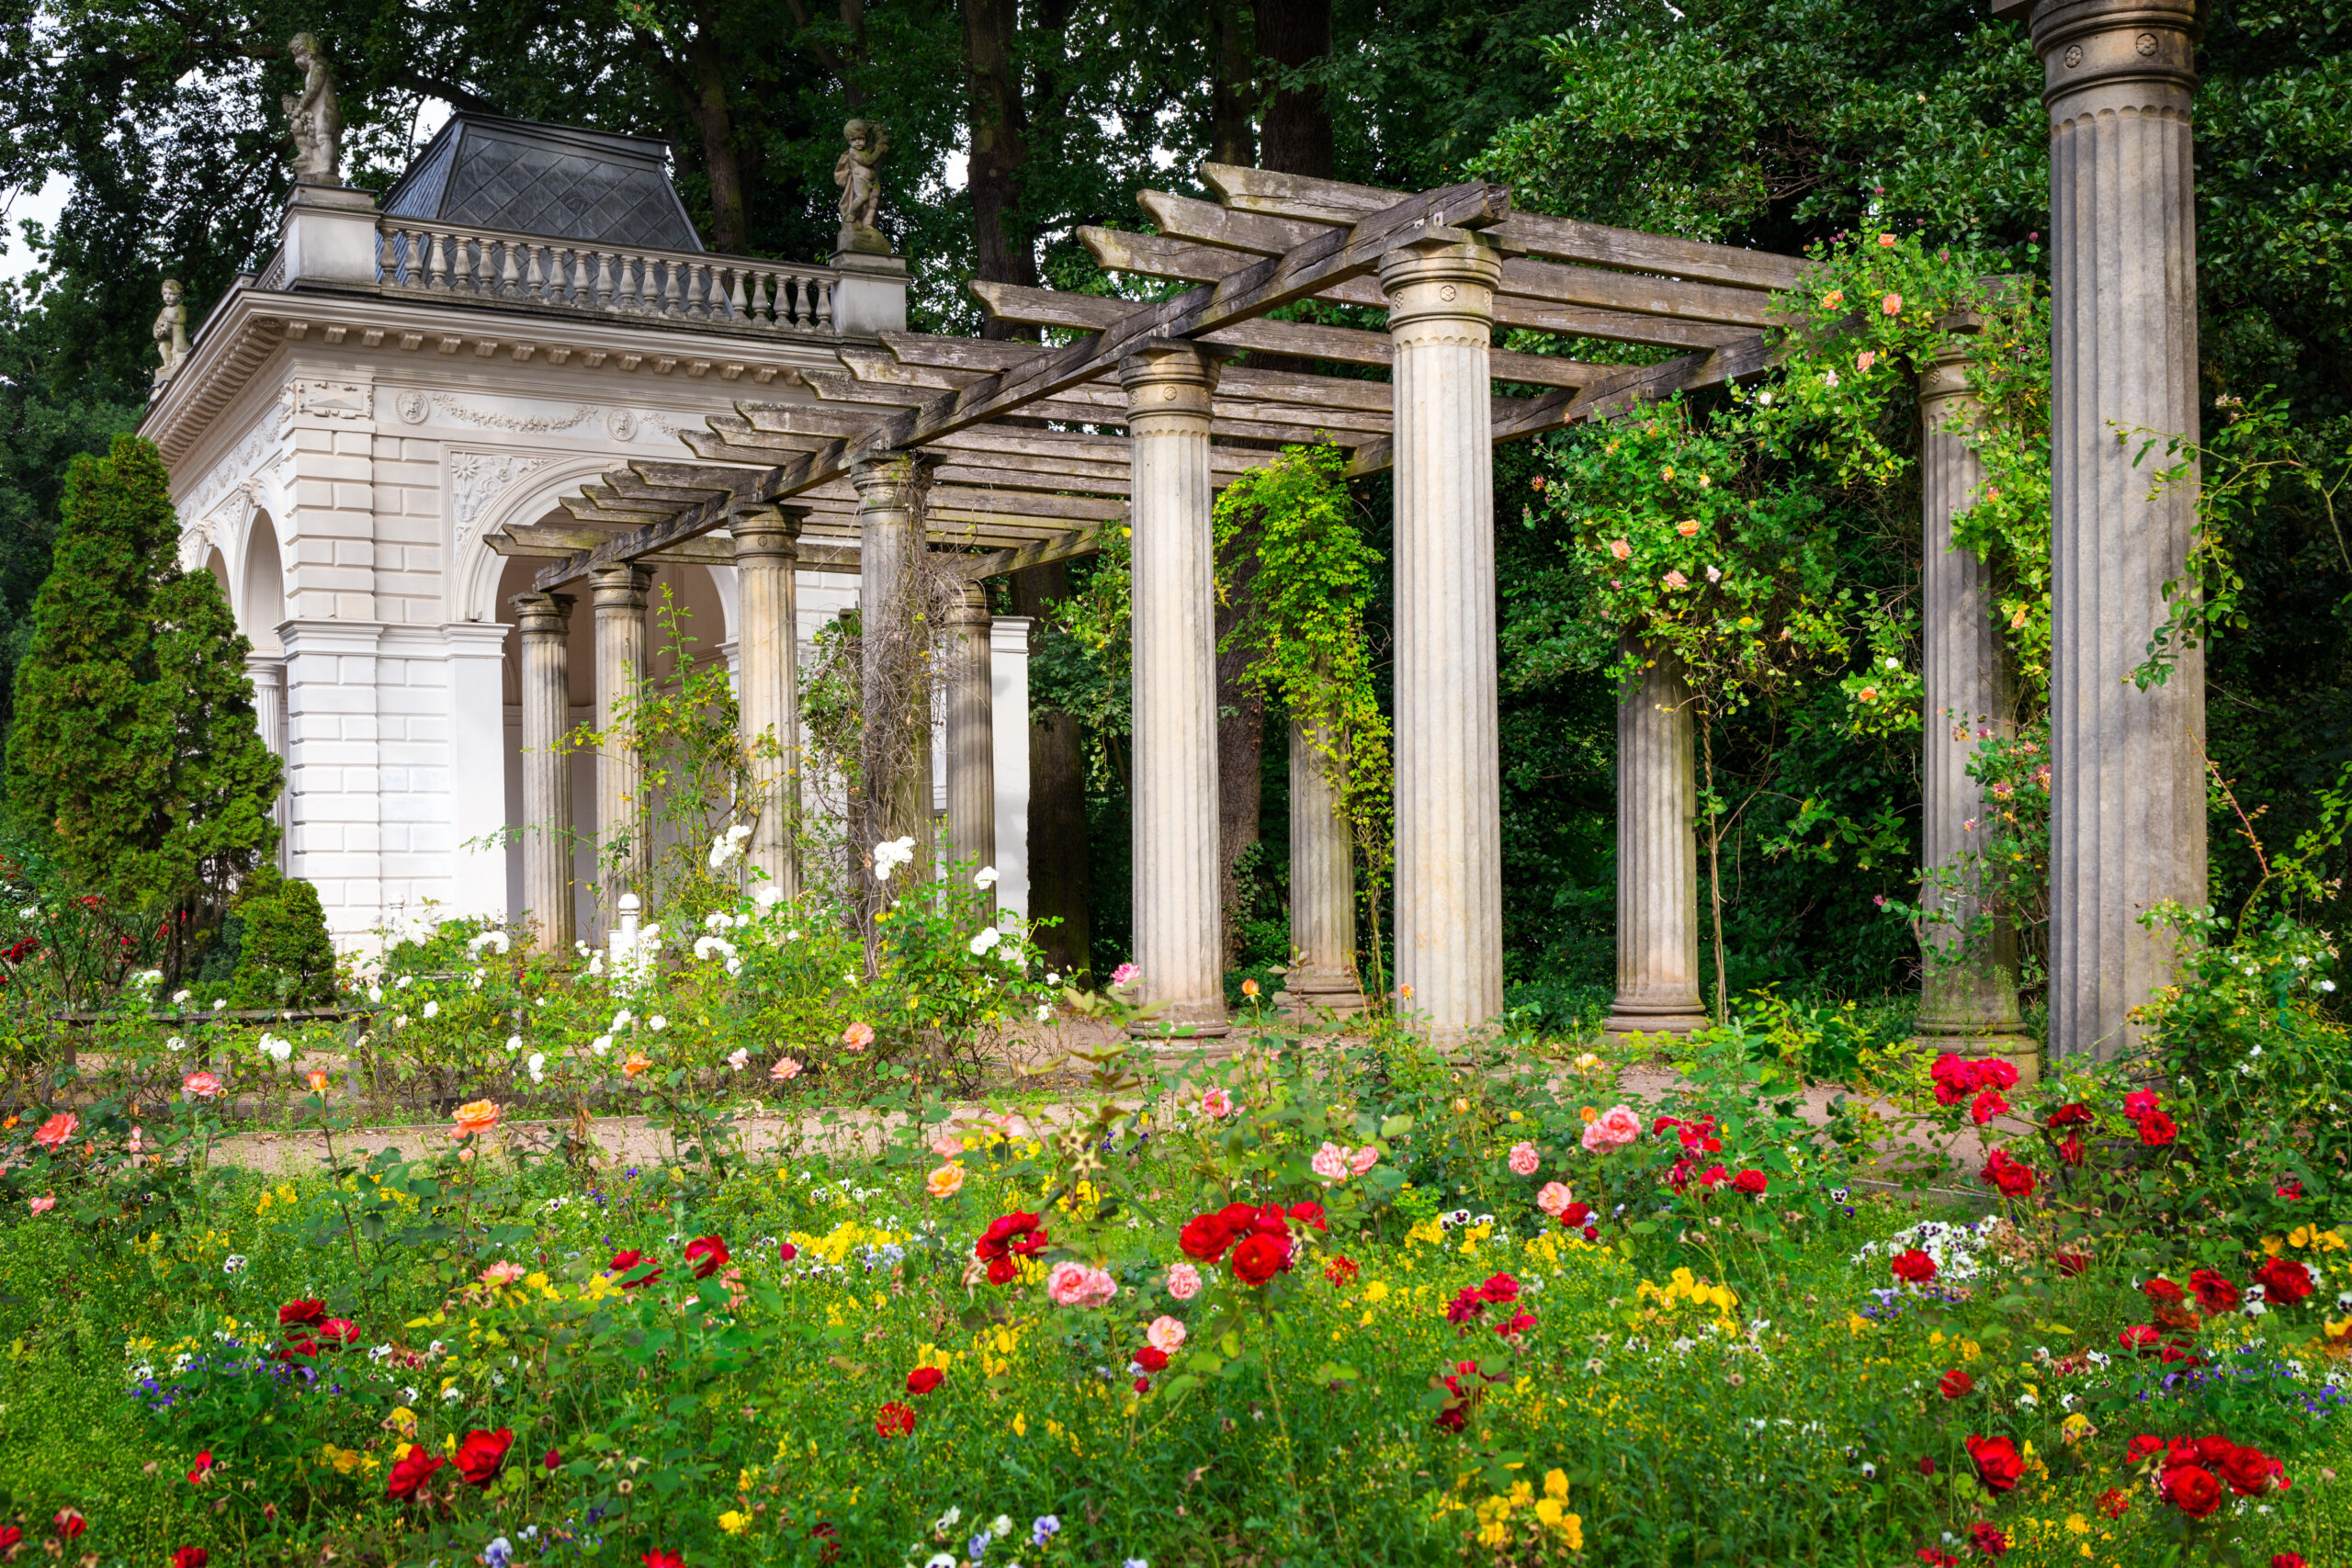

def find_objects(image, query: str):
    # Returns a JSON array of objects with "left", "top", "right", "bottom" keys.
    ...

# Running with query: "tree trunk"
[
  {"left": 684, "top": 19, "right": 751, "bottom": 254},
  {"left": 1252, "top": 0, "right": 1333, "bottom": 178},
  {"left": 1210, "top": 0, "right": 1256, "bottom": 168},
  {"left": 1011, "top": 562, "right": 1092, "bottom": 976},
  {"left": 962, "top": 0, "right": 1036, "bottom": 340}
]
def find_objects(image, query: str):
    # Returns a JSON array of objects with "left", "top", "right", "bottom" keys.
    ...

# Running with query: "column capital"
[
  {"left": 587, "top": 564, "right": 650, "bottom": 612},
  {"left": 729, "top": 502, "right": 807, "bottom": 562},
  {"left": 1118, "top": 339, "right": 1222, "bottom": 420},
  {"left": 1998, "top": 0, "right": 2199, "bottom": 111},
  {"left": 511, "top": 591, "right": 576, "bottom": 635},
  {"left": 850, "top": 450, "right": 937, "bottom": 503},
  {"left": 1378, "top": 231, "right": 1503, "bottom": 334},
  {"left": 948, "top": 581, "right": 992, "bottom": 626}
]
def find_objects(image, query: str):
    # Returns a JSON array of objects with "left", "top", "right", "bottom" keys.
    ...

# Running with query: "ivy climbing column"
[
  {"left": 1382, "top": 231, "right": 1504, "bottom": 1044},
  {"left": 1123, "top": 342, "right": 1230, "bottom": 1037},
  {"left": 514, "top": 591, "right": 575, "bottom": 953},
  {"left": 730, "top": 503, "right": 805, "bottom": 904},
  {"left": 944, "top": 581, "right": 998, "bottom": 907},
  {"left": 1916, "top": 334, "right": 2034, "bottom": 1074},
  {"left": 854, "top": 452, "right": 935, "bottom": 901},
  {"left": 589, "top": 564, "right": 651, "bottom": 928},
  {"left": 2002, "top": 0, "right": 2207, "bottom": 1059},
  {"left": 1606, "top": 639, "right": 1709, "bottom": 1037}
]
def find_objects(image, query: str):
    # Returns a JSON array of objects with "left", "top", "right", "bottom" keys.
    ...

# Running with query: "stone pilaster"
[
  {"left": 1121, "top": 342, "right": 1229, "bottom": 1035},
  {"left": 729, "top": 504, "right": 805, "bottom": 903},
  {"left": 1275, "top": 700, "right": 1365, "bottom": 1020},
  {"left": 1606, "top": 640, "right": 1709, "bottom": 1037},
  {"left": 513, "top": 592, "right": 576, "bottom": 953},
  {"left": 1381, "top": 231, "right": 1505, "bottom": 1044},
  {"left": 2010, "top": 0, "right": 2207, "bottom": 1059},
  {"left": 589, "top": 565, "right": 650, "bottom": 927},
  {"left": 1916, "top": 341, "right": 2036, "bottom": 1075},
  {"left": 944, "top": 582, "right": 997, "bottom": 902},
  {"left": 852, "top": 452, "right": 935, "bottom": 900}
]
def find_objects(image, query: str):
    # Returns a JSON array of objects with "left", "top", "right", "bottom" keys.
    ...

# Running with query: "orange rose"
[
  {"left": 451, "top": 1100, "right": 501, "bottom": 1139},
  {"left": 623, "top": 1052, "right": 653, "bottom": 1078}
]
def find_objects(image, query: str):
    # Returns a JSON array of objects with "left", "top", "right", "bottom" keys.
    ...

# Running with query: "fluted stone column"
[
  {"left": 854, "top": 453, "right": 936, "bottom": 901},
  {"left": 1382, "top": 231, "right": 1504, "bottom": 1044},
  {"left": 2006, "top": 0, "right": 2207, "bottom": 1059},
  {"left": 944, "top": 582, "right": 997, "bottom": 902},
  {"left": 590, "top": 565, "right": 651, "bottom": 925},
  {"left": 1606, "top": 641, "right": 1709, "bottom": 1036},
  {"left": 513, "top": 592, "right": 576, "bottom": 953},
  {"left": 1917, "top": 340, "right": 2035, "bottom": 1074},
  {"left": 730, "top": 504, "right": 805, "bottom": 903},
  {"left": 1122, "top": 342, "right": 1228, "bottom": 1035},
  {"left": 246, "top": 653, "right": 289, "bottom": 873},
  {"left": 1275, "top": 699, "right": 1365, "bottom": 1020}
]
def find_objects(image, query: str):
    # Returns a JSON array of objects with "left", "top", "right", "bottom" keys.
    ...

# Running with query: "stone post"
[
  {"left": 1275, "top": 697, "right": 1365, "bottom": 1020},
  {"left": 730, "top": 503, "right": 806, "bottom": 903},
  {"left": 1121, "top": 341, "right": 1229, "bottom": 1036},
  {"left": 513, "top": 592, "right": 576, "bottom": 953},
  {"left": 1605, "top": 639, "right": 1710, "bottom": 1036},
  {"left": 1381, "top": 231, "right": 1505, "bottom": 1044},
  {"left": 590, "top": 565, "right": 651, "bottom": 927},
  {"left": 2003, "top": 0, "right": 2207, "bottom": 1058},
  {"left": 1916, "top": 337, "right": 2035, "bottom": 1074},
  {"left": 944, "top": 581, "right": 997, "bottom": 904},
  {"left": 853, "top": 452, "right": 935, "bottom": 901},
  {"left": 989, "top": 616, "right": 1035, "bottom": 921}
]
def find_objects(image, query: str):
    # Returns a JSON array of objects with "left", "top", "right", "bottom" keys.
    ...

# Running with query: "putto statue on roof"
[
  {"left": 833, "top": 119, "right": 891, "bottom": 255},
  {"left": 282, "top": 32, "right": 343, "bottom": 185},
  {"left": 151, "top": 279, "right": 189, "bottom": 387}
]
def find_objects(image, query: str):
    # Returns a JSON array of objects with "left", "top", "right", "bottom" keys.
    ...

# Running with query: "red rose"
[
  {"left": 905, "top": 1367, "right": 944, "bottom": 1395},
  {"left": 1558, "top": 1201, "right": 1593, "bottom": 1229},
  {"left": 1969, "top": 1089, "right": 2007, "bottom": 1126},
  {"left": 172, "top": 1549, "right": 209, "bottom": 1568},
  {"left": 2057, "top": 1132, "right": 2086, "bottom": 1167},
  {"left": 1134, "top": 1346, "right": 1170, "bottom": 1371},
  {"left": 985, "top": 1257, "right": 1017, "bottom": 1285},
  {"left": 278, "top": 1298, "right": 326, "bottom": 1326},
  {"left": 1938, "top": 1369, "right": 1974, "bottom": 1400},
  {"left": 277, "top": 1336, "right": 320, "bottom": 1360},
  {"left": 2142, "top": 1276, "right": 2186, "bottom": 1305},
  {"left": 1134, "top": 1375, "right": 1151, "bottom": 1393},
  {"left": 1698, "top": 1164, "right": 1729, "bottom": 1189},
  {"left": 54, "top": 1509, "right": 85, "bottom": 1540},
  {"left": 1965, "top": 1434, "right": 2023, "bottom": 1493},
  {"left": 2124, "top": 1089, "right": 2160, "bottom": 1119},
  {"left": 1969, "top": 1521, "right": 2007, "bottom": 1557},
  {"left": 2221, "top": 1444, "right": 2285, "bottom": 1497},
  {"left": 1324, "top": 1255, "right": 1360, "bottom": 1287},
  {"left": 609, "top": 1249, "right": 663, "bottom": 1289},
  {"left": 1732, "top": 1168, "right": 1768, "bottom": 1196},
  {"left": 544, "top": 1448, "right": 561, "bottom": 1471},
  {"left": 643, "top": 1553, "right": 687, "bottom": 1568},
  {"left": 1979, "top": 1059, "right": 2018, "bottom": 1090},
  {"left": 2188, "top": 1268, "right": 2239, "bottom": 1314},
  {"left": 2125, "top": 1433, "right": 2166, "bottom": 1463},
  {"left": 0, "top": 1529, "right": 25, "bottom": 1551},
  {"left": 875, "top": 1401, "right": 917, "bottom": 1437},
  {"left": 387, "top": 1447, "right": 444, "bottom": 1500},
  {"left": 2274, "top": 1555, "right": 2309, "bottom": 1568},
  {"left": 975, "top": 1212, "right": 1046, "bottom": 1262},
  {"left": 778, "top": 1240, "right": 799, "bottom": 1263},
  {"left": 1446, "top": 1288, "right": 1486, "bottom": 1325},
  {"left": 1178, "top": 1213, "right": 1233, "bottom": 1263},
  {"left": 1981, "top": 1149, "right": 2035, "bottom": 1198},
  {"left": 315, "top": 1317, "right": 357, "bottom": 1348},
  {"left": 187, "top": 1449, "right": 215, "bottom": 1485},
  {"left": 1248, "top": 1203, "right": 1290, "bottom": 1236},
  {"left": 1917, "top": 1457, "right": 1936, "bottom": 1475},
  {"left": 2097, "top": 1486, "right": 2131, "bottom": 1518},
  {"left": 2120, "top": 1325, "right": 2162, "bottom": 1354},
  {"left": 2164, "top": 1463, "right": 2223, "bottom": 1517},
  {"left": 455, "top": 1427, "right": 513, "bottom": 1488},
  {"left": 2253, "top": 1256, "right": 2313, "bottom": 1304},
  {"left": 684, "top": 1235, "right": 730, "bottom": 1279},
  {"left": 1892, "top": 1248, "right": 1938, "bottom": 1284},
  {"left": 2136, "top": 1111, "right": 2177, "bottom": 1147},
  {"left": 2053, "top": 1248, "right": 2091, "bottom": 1277},
  {"left": 2046, "top": 1102, "right": 2094, "bottom": 1128},
  {"left": 1231, "top": 1231, "right": 1292, "bottom": 1286},
  {"left": 1917, "top": 1551, "right": 1958, "bottom": 1568},
  {"left": 2276, "top": 1179, "right": 2304, "bottom": 1201},
  {"left": 1287, "top": 1201, "right": 1327, "bottom": 1231},
  {"left": 1492, "top": 1310, "right": 1538, "bottom": 1338},
  {"left": 1477, "top": 1272, "right": 1521, "bottom": 1304},
  {"left": 1930, "top": 1054, "right": 1975, "bottom": 1105},
  {"left": 2159, "top": 1340, "right": 2202, "bottom": 1367}
]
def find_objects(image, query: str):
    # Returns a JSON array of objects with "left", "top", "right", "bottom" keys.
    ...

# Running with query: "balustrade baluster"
[
  {"left": 594, "top": 250, "right": 615, "bottom": 310},
  {"left": 427, "top": 231, "right": 449, "bottom": 290},
  {"left": 726, "top": 266, "right": 748, "bottom": 323},
  {"left": 499, "top": 241, "right": 521, "bottom": 298},
  {"left": 815, "top": 277, "right": 832, "bottom": 331},
  {"left": 525, "top": 244, "right": 546, "bottom": 301}
]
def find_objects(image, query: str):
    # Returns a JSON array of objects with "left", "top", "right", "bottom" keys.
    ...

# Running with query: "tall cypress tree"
[{"left": 5, "top": 434, "right": 279, "bottom": 961}]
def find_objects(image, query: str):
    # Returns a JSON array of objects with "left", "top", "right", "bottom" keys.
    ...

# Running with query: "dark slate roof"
[{"left": 382, "top": 113, "right": 703, "bottom": 253}]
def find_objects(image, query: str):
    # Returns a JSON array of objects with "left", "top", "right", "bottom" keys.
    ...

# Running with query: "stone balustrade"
[{"left": 373, "top": 220, "right": 838, "bottom": 333}]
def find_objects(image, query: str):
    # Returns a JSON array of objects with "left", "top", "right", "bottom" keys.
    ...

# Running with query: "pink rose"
[
  {"left": 1111, "top": 962, "right": 1141, "bottom": 987},
  {"left": 1536, "top": 1182, "right": 1573, "bottom": 1217},
  {"left": 183, "top": 1071, "right": 223, "bottom": 1100},
  {"left": 28, "top": 1193, "right": 55, "bottom": 1214},
  {"left": 1508, "top": 1141, "right": 1541, "bottom": 1177},
  {"left": 1856, "top": 350, "right": 1876, "bottom": 371},
  {"left": 1580, "top": 1104, "right": 1642, "bottom": 1153},
  {"left": 1310, "top": 1141, "right": 1350, "bottom": 1183},
  {"left": 1199, "top": 1088, "right": 1234, "bottom": 1119},
  {"left": 841, "top": 1021, "right": 875, "bottom": 1051},
  {"left": 1663, "top": 570, "right": 1690, "bottom": 590},
  {"left": 1881, "top": 292, "right": 1903, "bottom": 315},
  {"left": 1607, "top": 538, "right": 1632, "bottom": 561},
  {"left": 1165, "top": 1262, "right": 1202, "bottom": 1301},
  {"left": 1348, "top": 1145, "right": 1380, "bottom": 1177},
  {"left": 1147, "top": 1315, "right": 1188, "bottom": 1354},
  {"left": 1046, "top": 1262, "right": 1118, "bottom": 1308},
  {"left": 33, "top": 1111, "right": 78, "bottom": 1151},
  {"left": 770, "top": 1055, "right": 803, "bottom": 1080}
]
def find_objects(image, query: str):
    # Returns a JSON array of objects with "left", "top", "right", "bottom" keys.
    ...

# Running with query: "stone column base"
[
  {"left": 1912, "top": 1026, "right": 2042, "bottom": 1086},
  {"left": 1273, "top": 968, "right": 1366, "bottom": 1021},
  {"left": 1603, "top": 1000, "right": 1711, "bottom": 1041}
]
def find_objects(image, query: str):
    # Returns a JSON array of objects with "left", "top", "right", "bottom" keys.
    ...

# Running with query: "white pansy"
[
  {"left": 973, "top": 865, "right": 999, "bottom": 888},
  {"left": 968, "top": 927, "right": 1001, "bottom": 957}
]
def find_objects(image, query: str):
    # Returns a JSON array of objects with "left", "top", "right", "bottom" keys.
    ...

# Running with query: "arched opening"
[{"left": 241, "top": 516, "right": 287, "bottom": 653}]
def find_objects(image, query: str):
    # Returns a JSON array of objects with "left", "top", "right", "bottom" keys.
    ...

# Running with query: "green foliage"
[
  {"left": 4, "top": 435, "right": 280, "bottom": 953},
  {"left": 225, "top": 867, "right": 338, "bottom": 1009}
]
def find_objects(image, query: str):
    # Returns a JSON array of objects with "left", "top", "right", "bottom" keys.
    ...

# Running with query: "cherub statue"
[
  {"left": 152, "top": 279, "right": 189, "bottom": 387},
  {"left": 832, "top": 118, "right": 891, "bottom": 254},
  {"left": 282, "top": 32, "right": 343, "bottom": 185}
]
